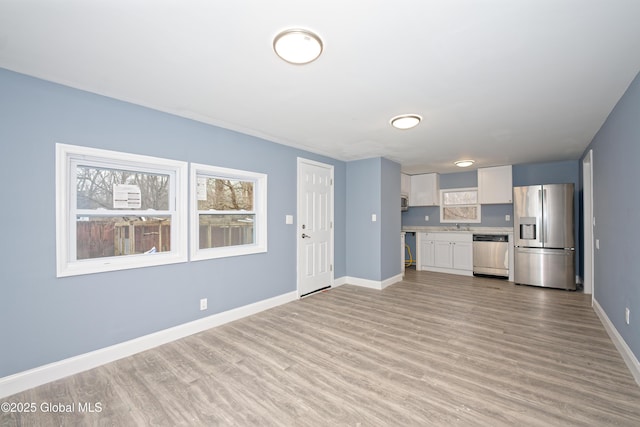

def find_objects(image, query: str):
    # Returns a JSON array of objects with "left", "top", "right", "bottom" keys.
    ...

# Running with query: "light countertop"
[{"left": 402, "top": 226, "right": 513, "bottom": 234}]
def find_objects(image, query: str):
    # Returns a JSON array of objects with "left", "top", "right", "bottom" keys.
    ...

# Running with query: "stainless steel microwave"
[{"left": 401, "top": 194, "right": 409, "bottom": 211}]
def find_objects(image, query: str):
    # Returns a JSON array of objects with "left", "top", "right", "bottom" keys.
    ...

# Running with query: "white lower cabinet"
[
  {"left": 418, "top": 232, "right": 473, "bottom": 276},
  {"left": 420, "top": 238, "right": 435, "bottom": 267},
  {"left": 434, "top": 240, "right": 453, "bottom": 268},
  {"left": 452, "top": 241, "right": 473, "bottom": 271}
]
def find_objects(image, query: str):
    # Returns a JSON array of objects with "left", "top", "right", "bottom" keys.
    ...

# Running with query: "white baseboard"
[
  {"left": 0, "top": 291, "right": 298, "bottom": 399},
  {"left": 333, "top": 276, "right": 348, "bottom": 287},
  {"left": 334, "top": 274, "right": 403, "bottom": 290},
  {"left": 593, "top": 298, "right": 640, "bottom": 386},
  {"left": 381, "top": 273, "right": 404, "bottom": 289}
]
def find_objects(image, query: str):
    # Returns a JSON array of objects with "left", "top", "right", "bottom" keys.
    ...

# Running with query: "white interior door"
[{"left": 297, "top": 158, "right": 334, "bottom": 297}]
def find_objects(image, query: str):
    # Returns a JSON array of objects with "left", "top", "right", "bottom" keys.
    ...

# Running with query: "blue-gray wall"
[
  {"left": 582, "top": 71, "right": 640, "bottom": 361},
  {"left": 0, "top": 68, "right": 348, "bottom": 378},
  {"left": 380, "top": 158, "right": 402, "bottom": 280},
  {"left": 346, "top": 159, "right": 380, "bottom": 281},
  {"left": 345, "top": 157, "right": 401, "bottom": 282},
  {"left": 512, "top": 160, "right": 579, "bottom": 187},
  {"left": 346, "top": 158, "right": 382, "bottom": 281}
]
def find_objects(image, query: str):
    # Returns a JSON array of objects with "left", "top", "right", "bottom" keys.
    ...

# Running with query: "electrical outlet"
[
  {"left": 625, "top": 307, "right": 630, "bottom": 325},
  {"left": 424, "top": 215, "right": 429, "bottom": 222},
  {"left": 200, "top": 298, "right": 208, "bottom": 311},
  {"left": 505, "top": 214, "right": 511, "bottom": 222}
]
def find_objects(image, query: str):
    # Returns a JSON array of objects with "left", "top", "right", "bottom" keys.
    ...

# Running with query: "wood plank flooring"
[{"left": 2, "top": 269, "right": 640, "bottom": 426}]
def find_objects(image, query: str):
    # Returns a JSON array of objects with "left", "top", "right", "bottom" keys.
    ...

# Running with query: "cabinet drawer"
[{"left": 427, "top": 232, "right": 472, "bottom": 243}]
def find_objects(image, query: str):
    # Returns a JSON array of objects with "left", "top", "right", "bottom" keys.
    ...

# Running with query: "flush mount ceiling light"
[
  {"left": 390, "top": 114, "right": 422, "bottom": 130},
  {"left": 273, "top": 28, "right": 323, "bottom": 65},
  {"left": 454, "top": 160, "right": 475, "bottom": 168}
]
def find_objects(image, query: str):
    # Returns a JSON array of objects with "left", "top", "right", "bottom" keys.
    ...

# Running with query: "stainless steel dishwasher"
[{"left": 472, "top": 234, "right": 509, "bottom": 278}]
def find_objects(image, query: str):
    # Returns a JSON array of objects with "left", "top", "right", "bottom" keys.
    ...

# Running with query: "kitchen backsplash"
[{"left": 401, "top": 203, "right": 514, "bottom": 228}]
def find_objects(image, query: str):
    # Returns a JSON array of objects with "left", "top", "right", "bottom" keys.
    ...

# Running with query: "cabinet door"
[
  {"left": 420, "top": 240, "right": 435, "bottom": 268},
  {"left": 478, "top": 165, "right": 512, "bottom": 204},
  {"left": 410, "top": 173, "right": 440, "bottom": 206},
  {"left": 452, "top": 241, "right": 473, "bottom": 271},
  {"left": 401, "top": 173, "right": 411, "bottom": 196},
  {"left": 433, "top": 241, "right": 453, "bottom": 268}
]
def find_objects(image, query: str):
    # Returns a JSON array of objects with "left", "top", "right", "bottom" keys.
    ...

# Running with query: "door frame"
[
  {"left": 296, "top": 157, "right": 335, "bottom": 298},
  {"left": 582, "top": 150, "right": 594, "bottom": 300}
]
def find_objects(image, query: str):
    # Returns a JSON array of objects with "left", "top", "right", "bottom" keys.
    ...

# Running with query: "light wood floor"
[{"left": 2, "top": 270, "right": 640, "bottom": 426}]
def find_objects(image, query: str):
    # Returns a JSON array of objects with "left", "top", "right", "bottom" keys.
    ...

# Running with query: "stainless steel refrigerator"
[{"left": 513, "top": 183, "right": 576, "bottom": 290}]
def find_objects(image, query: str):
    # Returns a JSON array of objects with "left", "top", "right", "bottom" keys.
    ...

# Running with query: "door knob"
[{"left": 301, "top": 233, "right": 311, "bottom": 239}]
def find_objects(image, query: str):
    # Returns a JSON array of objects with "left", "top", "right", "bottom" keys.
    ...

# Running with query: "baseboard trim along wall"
[
  {"left": 0, "top": 290, "right": 298, "bottom": 399},
  {"left": 334, "top": 274, "right": 403, "bottom": 290},
  {"left": 593, "top": 298, "right": 640, "bottom": 386}
]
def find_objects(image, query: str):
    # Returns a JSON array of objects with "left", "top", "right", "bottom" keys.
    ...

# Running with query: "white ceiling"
[{"left": 1, "top": 0, "right": 639, "bottom": 174}]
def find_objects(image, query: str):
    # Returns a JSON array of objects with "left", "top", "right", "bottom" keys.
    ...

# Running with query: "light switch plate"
[
  {"left": 371, "top": 214, "right": 377, "bottom": 222},
  {"left": 424, "top": 215, "right": 429, "bottom": 222},
  {"left": 505, "top": 214, "right": 511, "bottom": 222},
  {"left": 285, "top": 215, "right": 293, "bottom": 225}
]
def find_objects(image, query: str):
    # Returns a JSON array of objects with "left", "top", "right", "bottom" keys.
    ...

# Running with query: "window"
[
  {"left": 56, "top": 144, "right": 188, "bottom": 277},
  {"left": 190, "top": 163, "right": 267, "bottom": 261},
  {"left": 440, "top": 187, "right": 481, "bottom": 223}
]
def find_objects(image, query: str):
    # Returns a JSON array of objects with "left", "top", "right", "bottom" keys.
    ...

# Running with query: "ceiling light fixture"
[
  {"left": 273, "top": 28, "right": 323, "bottom": 65},
  {"left": 454, "top": 160, "right": 475, "bottom": 168},
  {"left": 390, "top": 114, "right": 422, "bottom": 130}
]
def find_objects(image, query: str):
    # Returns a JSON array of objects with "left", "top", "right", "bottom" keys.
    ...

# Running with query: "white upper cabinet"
[
  {"left": 401, "top": 173, "right": 411, "bottom": 196},
  {"left": 478, "top": 165, "right": 513, "bottom": 204},
  {"left": 410, "top": 173, "right": 440, "bottom": 206}
]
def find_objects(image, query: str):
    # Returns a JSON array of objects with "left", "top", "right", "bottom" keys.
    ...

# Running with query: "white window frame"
[
  {"left": 190, "top": 163, "right": 267, "bottom": 261},
  {"left": 439, "top": 187, "right": 482, "bottom": 223},
  {"left": 56, "top": 143, "right": 188, "bottom": 277}
]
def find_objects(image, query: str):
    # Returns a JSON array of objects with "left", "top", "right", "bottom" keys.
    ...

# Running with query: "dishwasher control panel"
[{"left": 473, "top": 234, "right": 508, "bottom": 242}]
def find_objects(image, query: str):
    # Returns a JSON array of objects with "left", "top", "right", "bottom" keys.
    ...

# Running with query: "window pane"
[
  {"left": 196, "top": 177, "right": 254, "bottom": 211},
  {"left": 76, "top": 216, "right": 171, "bottom": 260},
  {"left": 76, "top": 165, "right": 170, "bottom": 210},
  {"left": 442, "top": 206, "right": 478, "bottom": 221},
  {"left": 443, "top": 190, "right": 477, "bottom": 205},
  {"left": 199, "top": 214, "right": 255, "bottom": 249}
]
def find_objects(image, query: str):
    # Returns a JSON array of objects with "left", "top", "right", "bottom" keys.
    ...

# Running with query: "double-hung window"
[
  {"left": 440, "top": 187, "right": 481, "bottom": 223},
  {"left": 56, "top": 144, "right": 188, "bottom": 277},
  {"left": 190, "top": 163, "right": 267, "bottom": 261}
]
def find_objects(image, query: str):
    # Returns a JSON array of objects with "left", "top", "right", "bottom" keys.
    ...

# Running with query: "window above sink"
[{"left": 440, "top": 187, "right": 481, "bottom": 223}]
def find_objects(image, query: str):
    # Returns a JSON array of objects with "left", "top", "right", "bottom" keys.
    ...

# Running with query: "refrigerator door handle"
[
  {"left": 542, "top": 188, "right": 547, "bottom": 246},
  {"left": 539, "top": 188, "right": 545, "bottom": 246}
]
